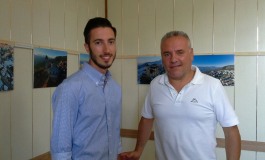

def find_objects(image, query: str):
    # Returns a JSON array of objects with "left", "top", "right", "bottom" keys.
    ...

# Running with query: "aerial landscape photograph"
[{"left": 137, "top": 54, "right": 234, "bottom": 86}]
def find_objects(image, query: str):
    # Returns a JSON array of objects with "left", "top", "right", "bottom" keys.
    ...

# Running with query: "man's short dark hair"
[{"left": 83, "top": 17, "right": 117, "bottom": 44}]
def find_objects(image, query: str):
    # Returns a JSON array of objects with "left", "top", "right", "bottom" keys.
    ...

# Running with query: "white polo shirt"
[{"left": 141, "top": 66, "right": 239, "bottom": 160}]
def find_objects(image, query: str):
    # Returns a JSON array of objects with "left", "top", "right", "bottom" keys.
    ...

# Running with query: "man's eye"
[
  {"left": 109, "top": 40, "right": 116, "bottom": 45},
  {"left": 94, "top": 41, "right": 102, "bottom": 45},
  {"left": 177, "top": 50, "right": 184, "bottom": 55},
  {"left": 163, "top": 53, "right": 170, "bottom": 57}
]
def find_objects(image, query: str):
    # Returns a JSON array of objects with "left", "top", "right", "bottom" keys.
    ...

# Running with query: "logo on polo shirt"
[{"left": 191, "top": 98, "right": 198, "bottom": 103}]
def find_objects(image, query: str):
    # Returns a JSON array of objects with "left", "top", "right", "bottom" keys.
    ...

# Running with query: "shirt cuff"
[{"left": 51, "top": 152, "right": 72, "bottom": 160}]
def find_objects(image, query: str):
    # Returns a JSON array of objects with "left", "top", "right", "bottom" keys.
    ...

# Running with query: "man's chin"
[{"left": 99, "top": 64, "right": 112, "bottom": 69}]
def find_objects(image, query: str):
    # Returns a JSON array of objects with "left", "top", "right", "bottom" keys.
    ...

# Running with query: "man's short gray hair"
[{"left": 160, "top": 31, "right": 192, "bottom": 48}]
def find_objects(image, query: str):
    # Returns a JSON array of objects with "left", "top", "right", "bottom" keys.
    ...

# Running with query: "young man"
[
  {"left": 51, "top": 17, "right": 122, "bottom": 160},
  {"left": 121, "top": 31, "right": 241, "bottom": 160}
]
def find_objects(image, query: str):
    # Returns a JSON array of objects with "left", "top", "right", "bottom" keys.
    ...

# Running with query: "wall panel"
[
  {"left": 0, "top": 0, "right": 11, "bottom": 40},
  {"left": 121, "top": 59, "right": 138, "bottom": 129},
  {"left": 0, "top": 92, "right": 11, "bottom": 160},
  {"left": 257, "top": 152, "right": 265, "bottom": 160},
  {"left": 50, "top": 88, "right": 56, "bottom": 135},
  {"left": 50, "top": 0, "right": 65, "bottom": 49},
  {"left": 89, "top": 0, "right": 105, "bottom": 18},
  {"left": 193, "top": 0, "right": 213, "bottom": 53},
  {"left": 174, "top": 0, "right": 193, "bottom": 40},
  {"left": 140, "top": 141, "right": 155, "bottom": 160},
  {"left": 121, "top": 137, "right": 135, "bottom": 152},
  {"left": 258, "top": 0, "right": 265, "bottom": 51},
  {"left": 32, "top": 0, "right": 50, "bottom": 46},
  {"left": 235, "top": 0, "right": 257, "bottom": 52},
  {"left": 257, "top": 56, "right": 265, "bottom": 142},
  {"left": 11, "top": 0, "right": 32, "bottom": 43},
  {"left": 108, "top": 0, "right": 122, "bottom": 55},
  {"left": 109, "top": 59, "right": 122, "bottom": 86},
  {"left": 139, "top": 0, "right": 156, "bottom": 55},
  {"left": 77, "top": 0, "right": 89, "bottom": 52},
  {"left": 155, "top": 0, "right": 174, "bottom": 53},
  {"left": 67, "top": 53, "right": 79, "bottom": 77},
  {"left": 121, "top": 138, "right": 155, "bottom": 160},
  {"left": 138, "top": 85, "right": 149, "bottom": 120},
  {"left": 224, "top": 86, "right": 235, "bottom": 108},
  {"left": 11, "top": 48, "right": 33, "bottom": 160},
  {"left": 65, "top": 0, "right": 78, "bottom": 51},
  {"left": 240, "top": 151, "right": 256, "bottom": 160},
  {"left": 122, "top": 0, "right": 138, "bottom": 55},
  {"left": 33, "top": 88, "right": 51, "bottom": 157},
  {"left": 213, "top": 0, "right": 235, "bottom": 53},
  {"left": 235, "top": 56, "right": 257, "bottom": 141},
  {"left": 96, "top": 0, "right": 105, "bottom": 17}
]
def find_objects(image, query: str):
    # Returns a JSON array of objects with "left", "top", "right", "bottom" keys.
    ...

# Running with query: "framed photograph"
[
  {"left": 79, "top": 53, "right": 90, "bottom": 69},
  {"left": 137, "top": 54, "right": 234, "bottom": 86},
  {"left": 33, "top": 48, "right": 67, "bottom": 88},
  {"left": 137, "top": 56, "right": 165, "bottom": 84},
  {"left": 193, "top": 54, "right": 234, "bottom": 86},
  {"left": 0, "top": 43, "right": 14, "bottom": 91}
]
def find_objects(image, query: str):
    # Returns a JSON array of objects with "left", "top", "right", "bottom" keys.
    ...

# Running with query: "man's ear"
[
  {"left": 84, "top": 43, "right": 90, "bottom": 53},
  {"left": 190, "top": 48, "right": 194, "bottom": 61}
]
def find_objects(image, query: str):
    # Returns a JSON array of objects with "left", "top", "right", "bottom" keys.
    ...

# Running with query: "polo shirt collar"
[{"left": 190, "top": 65, "right": 204, "bottom": 85}]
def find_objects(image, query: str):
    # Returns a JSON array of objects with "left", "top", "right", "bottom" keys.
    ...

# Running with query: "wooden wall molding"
[
  {"left": 31, "top": 129, "right": 265, "bottom": 159},
  {"left": 31, "top": 152, "right": 51, "bottom": 160},
  {"left": 121, "top": 129, "right": 265, "bottom": 152}
]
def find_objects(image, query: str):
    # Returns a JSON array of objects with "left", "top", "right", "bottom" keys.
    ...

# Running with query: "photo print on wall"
[
  {"left": 0, "top": 43, "right": 14, "bottom": 91},
  {"left": 193, "top": 54, "right": 234, "bottom": 86},
  {"left": 137, "top": 56, "right": 165, "bottom": 84},
  {"left": 137, "top": 54, "right": 234, "bottom": 86},
  {"left": 79, "top": 53, "right": 90, "bottom": 69},
  {"left": 33, "top": 48, "right": 67, "bottom": 88}
]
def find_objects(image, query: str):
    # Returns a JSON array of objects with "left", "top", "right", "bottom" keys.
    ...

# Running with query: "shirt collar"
[
  {"left": 190, "top": 65, "right": 204, "bottom": 84},
  {"left": 82, "top": 62, "right": 111, "bottom": 86},
  {"left": 159, "top": 65, "right": 204, "bottom": 85}
]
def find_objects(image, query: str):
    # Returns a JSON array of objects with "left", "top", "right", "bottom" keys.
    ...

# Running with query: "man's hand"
[{"left": 119, "top": 151, "right": 141, "bottom": 160}]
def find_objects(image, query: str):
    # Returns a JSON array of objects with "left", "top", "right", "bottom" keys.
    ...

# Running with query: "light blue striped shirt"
[{"left": 51, "top": 63, "right": 122, "bottom": 160}]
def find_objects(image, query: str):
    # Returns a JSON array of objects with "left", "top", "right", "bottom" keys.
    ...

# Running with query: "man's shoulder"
[
  {"left": 56, "top": 70, "right": 88, "bottom": 90},
  {"left": 202, "top": 73, "right": 221, "bottom": 84},
  {"left": 65, "top": 70, "right": 88, "bottom": 82},
  {"left": 150, "top": 74, "right": 165, "bottom": 85}
]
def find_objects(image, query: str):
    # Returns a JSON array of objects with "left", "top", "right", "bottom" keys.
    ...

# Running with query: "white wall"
[
  {"left": 108, "top": 0, "right": 265, "bottom": 160},
  {"left": 0, "top": 0, "right": 105, "bottom": 159},
  {"left": 1, "top": 0, "right": 265, "bottom": 160}
]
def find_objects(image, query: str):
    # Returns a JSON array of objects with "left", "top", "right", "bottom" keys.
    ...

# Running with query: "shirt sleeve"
[
  {"left": 214, "top": 81, "right": 239, "bottom": 127},
  {"left": 50, "top": 82, "right": 78, "bottom": 158},
  {"left": 141, "top": 86, "right": 154, "bottom": 119}
]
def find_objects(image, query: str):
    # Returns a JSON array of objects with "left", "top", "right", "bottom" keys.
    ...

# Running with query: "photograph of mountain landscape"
[
  {"left": 79, "top": 53, "right": 90, "bottom": 69},
  {"left": 33, "top": 48, "right": 67, "bottom": 88},
  {"left": 193, "top": 54, "right": 234, "bottom": 86},
  {"left": 0, "top": 43, "right": 14, "bottom": 91},
  {"left": 137, "top": 54, "right": 234, "bottom": 86},
  {"left": 137, "top": 56, "right": 165, "bottom": 84}
]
